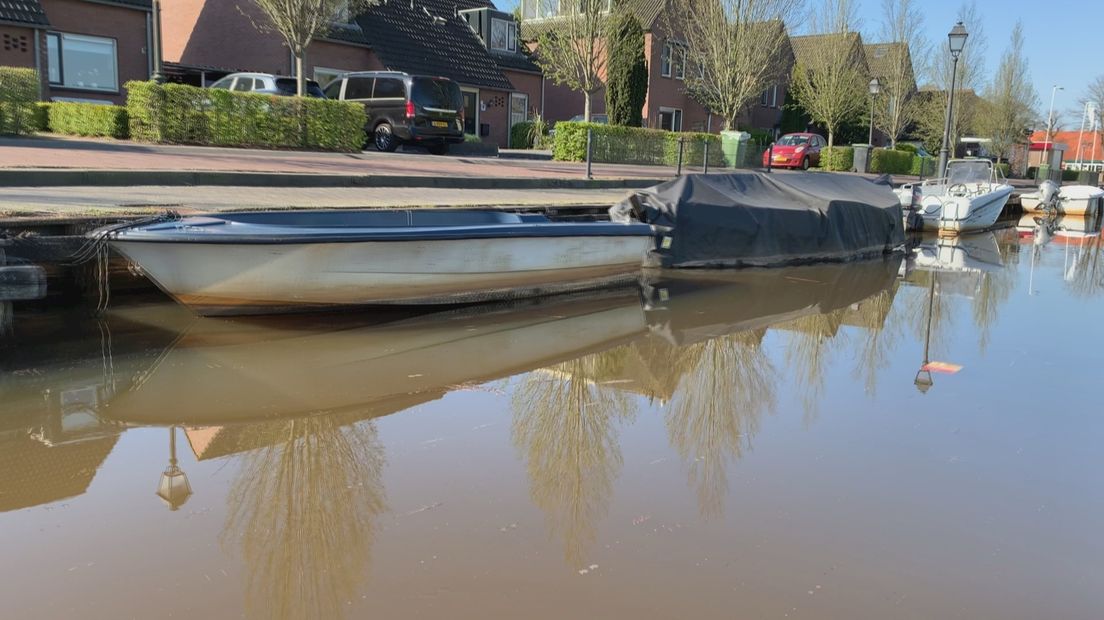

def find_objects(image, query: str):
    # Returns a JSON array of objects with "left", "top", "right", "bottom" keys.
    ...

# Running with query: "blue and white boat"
[{"left": 104, "top": 209, "right": 654, "bottom": 315}]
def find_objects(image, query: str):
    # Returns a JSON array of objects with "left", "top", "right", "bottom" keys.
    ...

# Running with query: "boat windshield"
[{"left": 946, "top": 160, "right": 993, "bottom": 185}]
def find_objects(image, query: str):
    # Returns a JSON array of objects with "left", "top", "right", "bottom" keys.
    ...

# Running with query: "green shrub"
[
  {"left": 1062, "top": 167, "right": 1079, "bottom": 181},
  {"left": 910, "top": 155, "right": 936, "bottom": 177},
  {"left": 0, "top": 67, "right": 39, "bottom": 135},
  {"left": 511, "top": 119, "right": 550, "bottom": 149},
  {"left": 552, "top": 121, "right": 723, "bottom": 167},
  {"left": 869, "top": 148, "right": 913, "bottom": 174},
  {"left": 996, "top": 162, "right": 1011, "bottom": 179},
  {"left": 126, "top": 80, "right": 366, "bottom": 152},
  {"left": 895, "top": 143, "right": 918, "bottom": 154},
  {"left": 32, "top": 102, "right": 50, "bottom": 131},
  {"left": 46, "top": 102, "right": 129, "bottom": 138},
  {"left": 819, "top": 146, "right": 853, "bottom": 171}
]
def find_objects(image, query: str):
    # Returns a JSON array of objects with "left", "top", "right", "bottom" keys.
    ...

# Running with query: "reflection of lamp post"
[
  {"left": 914, "top": 275, "right": 937, "bottom": 393},
  {"left": 150, "top": 0, "right": 165, "bottom": 83},
  {"left": 937, "top": 22, "right": 969, "bottom": 180},
  {"left": 157, "top": 426, "right": 192, "bottom": 511},
  {"left": 867, "top": 78, "right": 881, "bottom": 146},
  {"left": 1039, "top": 84, "right": 1063, "bottom": 180}
]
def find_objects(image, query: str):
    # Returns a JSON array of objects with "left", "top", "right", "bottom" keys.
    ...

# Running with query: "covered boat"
[
  {"left": 611, "top": 171, "right": 905, "bottom": 268},
  {"left": 105, "top": 209, "right": 653, "bottom": 315}
]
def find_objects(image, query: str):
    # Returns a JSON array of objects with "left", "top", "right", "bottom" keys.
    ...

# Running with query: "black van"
[{"left": 324, "top": 71, "right": 465, "bottom": 155}]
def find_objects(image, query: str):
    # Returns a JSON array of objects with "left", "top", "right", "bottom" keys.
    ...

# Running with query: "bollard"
[
  {"left": 585, "top": 127, "right": 593, "bottom": 180},
  {"left": 766, "top": 143, "right": 774, "bottom": 173},
  {"left": 676, "top": 137, "right": 685, "bottom": 176},
  {"left": 703, "top": 140, "right": 710, "bottom": 174}
]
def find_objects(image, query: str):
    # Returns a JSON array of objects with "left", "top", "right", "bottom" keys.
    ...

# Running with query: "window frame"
[
  {"left": 658, "top": 106, "right": 683, "bottom": 132},
  {"left": 45, "top": 31, "right": 119, "bottom": 93},
  {"left": 661, "top": 42, "right": 672, "bottom": 78},
  {"left": 674, "top": 46, "right": 685, "bottom": 80},
  {"left": 490, "top": 17, "right": 518, "bottom": 53}
]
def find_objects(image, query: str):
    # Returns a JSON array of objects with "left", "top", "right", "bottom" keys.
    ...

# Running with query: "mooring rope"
[{"left": 67, "top": 210, "right": 181, "bottom": 314}]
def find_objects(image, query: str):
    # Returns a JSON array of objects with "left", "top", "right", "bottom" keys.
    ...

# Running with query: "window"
[
  {"left": 314, "top": 67, "right": 345, "bottom": 88},
  {"left": 209, "top": 76, "right": 233, "bottom": 89},
  {"left": 509, "top": 92, "right": 529, "bottom": 137},
  {"left": 231, "top": 77, "right": 254, "bottom": 91},
  {"left": 344, "top": 77, "right": 374, "bottom": 100},
  {"left": 522, "top": 0, "right": 608, "bottom": 19},
  {"left": 674, "top": 46, "right": 685, "bottom": 80},
  {"left": 373, "top": 78, "right": 405, "bottom": 99},
  {"left": 761, "top": 84, "right": 778, "bottom": 107},
  {"left": 490, "top": 18, "right": 517, "bottom": 52},
  {"left": 323, "top": 80, "right": 343, "bottom": 99},
  {"left": 661, "top": 43, "right": 672, "bottom": 78},
  {"left": 46, "top": 32, "right": 118, "bottom": 92},
  {"left": 658, "top": 107, "right": 682, "bottom": 132}
]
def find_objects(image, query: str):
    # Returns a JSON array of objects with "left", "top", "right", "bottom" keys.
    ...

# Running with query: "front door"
[
  {"left": 461, "top": 89, "right": 478, "bottom": 135},
  {"left": 509, "top": 93, "right": 529, "bottom": 130}
]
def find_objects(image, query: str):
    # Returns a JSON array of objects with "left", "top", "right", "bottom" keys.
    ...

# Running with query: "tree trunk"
[
  {"left": 296, "top": 53, "right": 306, "bottom": 97},
  {"left": 583, "top": 93, "right": 592, "bottom": 122},
  {"left": 827, "top": 130, "right": 835, "bottom": 150}
]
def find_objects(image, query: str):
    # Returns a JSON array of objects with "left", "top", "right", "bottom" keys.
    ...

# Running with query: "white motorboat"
[
  {"left": 1022, "top": 184, "right": 1104, "bottom": 215},
  {"left": 898, "top": 160, "right": 1014, "bottom": 232},
  {"left": 103, "top": 209, "right": 655, "bottom": 316}
]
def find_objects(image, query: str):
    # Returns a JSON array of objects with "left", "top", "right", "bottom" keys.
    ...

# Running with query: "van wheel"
[
  {"left": 801, "top": 156, "right": 810, "bottom": 170},
  {"left": 374, "top": 123, "right": 398, "bottom": 152},
  {"left": 427, "top": 144, "right": 448, "bottom": 156}
]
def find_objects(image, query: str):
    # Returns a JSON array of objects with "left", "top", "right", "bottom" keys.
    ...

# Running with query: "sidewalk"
[{"left": 0, "top": 136, "right": 680, "bottom": 180}]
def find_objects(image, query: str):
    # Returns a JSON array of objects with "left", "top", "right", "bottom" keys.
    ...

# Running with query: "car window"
[
  {"left": 344, "top": 77, "right": 374, "bottom": 100},
  {"left": 323, "top": 80, "right": 343, "bottom": 99},
  {"left": 777, "top": 135, "right": 810, "bottom": 146},
  {"left": 231, "top": 78, "right": 253, "bottom": 91},
  {"left": 373, "top": 78, "right": 404, "bottom": 99},
  {"left": 274, "top": 78, "right": 325, "bottom": 97},
  {"left": 209, "top": 77, "right": 232, "bottom": 89},
  {"left": 411, "top": 77, "right": 462, "bottom": 110}
]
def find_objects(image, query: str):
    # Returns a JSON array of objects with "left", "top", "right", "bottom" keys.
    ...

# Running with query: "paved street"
[
  {"left": 0, "top": 136, "right": 681, "bottom": 180},
  {"left": 0, "top": 185, "right": 632, "bottom": 221}
]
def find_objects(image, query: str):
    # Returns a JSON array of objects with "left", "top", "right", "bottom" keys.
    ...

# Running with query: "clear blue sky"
[{"left": 500, "top": 0, "right": 1103, "bottom": 124}]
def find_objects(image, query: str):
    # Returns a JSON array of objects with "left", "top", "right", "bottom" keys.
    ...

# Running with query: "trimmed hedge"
[
  {"left": 870, "top": 148, "right": 913, "bottom": 175},
  {"left": 126, "top": 80, "right": 366, "bottom": 152},
  {"left": 552, "top": 121, "right": 724, "bottom": 167},
  {"left": 0, "top": 67, "right": 39, "bottom": 135},
  {"left": 910, "top": 155, "right": 936, "bottom": 177},
  {"left": 47, "top": 102, "right": 129, "bottom": 138},
  {"left": 996, "top": 162, "right": 1011, "bottom": 179},
  {"left": 32, "top": 102, "right": 50, "bottom": 132},
  {"left": 818, "top": 146, "right": 853, "bottom": 171}
]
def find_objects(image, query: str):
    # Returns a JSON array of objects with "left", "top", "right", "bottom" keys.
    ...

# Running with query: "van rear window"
[{"left": 411, "top": 78, "right": 462, "bottom": 110}]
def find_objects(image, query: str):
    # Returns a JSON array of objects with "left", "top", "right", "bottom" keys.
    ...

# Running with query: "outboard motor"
[{"left": 1037, "top": 179, "right": 1061, "bottom": 212}]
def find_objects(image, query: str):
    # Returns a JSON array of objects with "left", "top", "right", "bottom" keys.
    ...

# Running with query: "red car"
[{"left": 762, "top": 132, "right": 827, "bottom": 170}]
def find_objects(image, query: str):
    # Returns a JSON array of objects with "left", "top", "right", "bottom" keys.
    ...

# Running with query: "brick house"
[
  {"left": 1029, "top": 130, "right": 1103, "bottom": 171},
  {"left": 521, "top": 0, "right": 792, "bottom": 134},
  {"left": 0, "top": 0, "right": 152, "bottom": 104},
  {"left": 862, "top": 41, "right": 916, "bottom": 147},
  {"left": 161, "top": 0, "right": 541, "bottom": 148}
]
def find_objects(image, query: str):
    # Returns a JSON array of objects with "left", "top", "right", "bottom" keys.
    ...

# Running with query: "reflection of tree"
[
  {"left": 664, "top": 330, "right": 774, "bottom": 518},
  {"left": 970, "top": 267, "right": 1016, "bottom": 352},
  {"left": 849, "top": 285, "right": 905, "bottom": 396},
  {"left": 222, "top": 415, "right": 386, "bottom": 620},
  {"left": 511, "top": 348, "right": 637, "bottom": 566},
  {"left": 901, "top": 271, "right": 956, "bottom": 360},
  {"left": 1063, "top": 236, "right": 1104, "bottom": 298},
  {"left": 781, "top": 309, "right": 848, "bottom": 421}
]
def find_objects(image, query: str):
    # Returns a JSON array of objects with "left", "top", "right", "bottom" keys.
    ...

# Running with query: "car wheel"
[
  {"left": 801, "top": 156, "right": 810, "bottom": 170},
  {"left": 427, "top": 144, "right": 448, "bottom": 156},
  {"left": 374, "top": 123, "right": 398, "bottom": 152}
]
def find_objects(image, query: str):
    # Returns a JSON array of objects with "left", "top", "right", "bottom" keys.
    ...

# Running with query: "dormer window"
[{"left": 490, "top": 18, "right": 517, "bottom": 53}]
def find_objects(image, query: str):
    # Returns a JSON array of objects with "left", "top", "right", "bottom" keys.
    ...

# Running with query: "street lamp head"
[
  {"left": 869, "top": 77, "right": 882, "bottom": 95},
  {"left": 947, "top": 21, "right": 968, "bottom": 58}
]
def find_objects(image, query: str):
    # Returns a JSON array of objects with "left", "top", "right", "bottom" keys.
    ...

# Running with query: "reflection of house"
[
  {"left": 0, "top": 0, "right": 153, "bottom": 104},
  {"left": 521, "top": 0, "right": 792, "bottom": 133},
  {"left": 0, "top": 432, "right": 118, "bottom": 512},
  {"left": 161, "top": 0, "right": 541, "bottom": 148}
]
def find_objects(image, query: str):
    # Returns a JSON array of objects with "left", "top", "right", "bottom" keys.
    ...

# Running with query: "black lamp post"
[
  {"left": 936, "top": 22, "right": 969, "bottom": 179},
  {"left": 150, "top": 0, "right": 165, "bottom": 83},
  {"left": 156, "top": 426, "right": 192, "bottom": 511},
  {"left": 914, "top": 275, "right": 937, "bottom": 394},
  {"left": 867, "top": 77, "right": 881, "bottom": 146}
]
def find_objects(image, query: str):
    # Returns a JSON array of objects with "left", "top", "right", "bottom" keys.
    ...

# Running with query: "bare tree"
[
  {"left": 666, "top": 0, "right": 802, "bottom": 131},
  {"left": 789, "top": 0, "right": 866, "bottom": 148},
  {"left": 872, "top": 0, "right": 927, "bottom": 148},
  {"left": 977, "top": 22, "right": 1037, "bottom": 163},
  {"left": 920, "top": 1, "right": 987, "bottom": 151},
  {"left": 533, "top": 0, "right": 612, "bottom": 121},
  {"left": 250, "top": 0, "right": 375, "bottom": 96}
]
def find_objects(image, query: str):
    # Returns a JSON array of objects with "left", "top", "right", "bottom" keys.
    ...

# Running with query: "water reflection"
[{"left": 220, "top": 414, "right": 386, "bottom": 620}]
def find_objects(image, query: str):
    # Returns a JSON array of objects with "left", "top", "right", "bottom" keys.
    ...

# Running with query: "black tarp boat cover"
[{"left": 611, "top": 171, "right": 905, "bottom": 268}]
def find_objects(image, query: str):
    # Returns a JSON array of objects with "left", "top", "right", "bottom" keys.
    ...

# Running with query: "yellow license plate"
[
  {"left": 432, "top": 121, "right": 448, "bottom": 128},
  {"left": 773, "top": 155, "right": 786, "bottom": 161}
]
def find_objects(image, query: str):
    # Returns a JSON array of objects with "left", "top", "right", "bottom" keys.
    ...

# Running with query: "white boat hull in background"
[
  {"left": 113, "top": 236, "right": 651, "bottom": 315},
  {"left": 1022, "top": 184, "right": 1104, "bottom": 215}
]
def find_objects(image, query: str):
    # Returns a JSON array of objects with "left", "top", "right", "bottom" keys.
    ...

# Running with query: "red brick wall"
[
  {"left": 641, "top": 32, "right": 710, "bottom": 132},
  {"left": 39, "top": 0, "right": 151, "bottom": 104},
  {"left": 0, "top": 25, "right": 37, "bottom": 69}
]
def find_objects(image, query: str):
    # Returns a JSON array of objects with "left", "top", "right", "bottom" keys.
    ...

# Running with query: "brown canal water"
[{"left": 1, "top": 223, "right": 1102, "bottom": 619}]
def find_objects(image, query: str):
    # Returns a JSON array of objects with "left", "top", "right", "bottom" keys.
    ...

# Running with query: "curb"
[{"left": 0, "top": 169, "right": 666, "bottom": 190}]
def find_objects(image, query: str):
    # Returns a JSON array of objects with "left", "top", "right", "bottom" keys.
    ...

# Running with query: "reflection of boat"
[
  {"left": 106, "top": 210, "right": 653, "bottom": 316},
  {"left": 1022, "top": 184, "right": 1104, "bottom": 215},
  {"left": 907, "top": 160, "right": 1014, "bottom": 232},
  {"left": 912, "top": 232, "right": 1005, "bottom": 273},
  {"left": 102, "top": 290, "right": 648, "bottom": 425},
  {"left": 1053, "top": 213, "right": 1103, "bottom": 240},
  {"left": 1016, "top": 212, "right": 1056, "bottom": 245}
]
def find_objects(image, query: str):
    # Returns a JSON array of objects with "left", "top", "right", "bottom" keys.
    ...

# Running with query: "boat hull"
[
  {"left": 919, "top": 185, "right": 1014, "bottom": 232},
  {"left": 1022, "top": 185, "right": 1103, "bottom": 215},
  {"left": 112, "top": 236, "right": 651, "bottom": 315}
]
